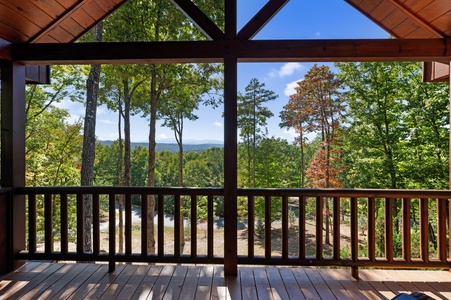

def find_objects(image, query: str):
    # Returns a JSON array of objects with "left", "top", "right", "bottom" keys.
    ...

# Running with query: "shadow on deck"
[{"left": 0, "top": 262, "right": 450, "bottom": 299}]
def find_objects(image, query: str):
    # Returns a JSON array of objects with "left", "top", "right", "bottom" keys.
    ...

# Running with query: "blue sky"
[{"left": 59, "top": 0, "right": 390, "bottom": 144}]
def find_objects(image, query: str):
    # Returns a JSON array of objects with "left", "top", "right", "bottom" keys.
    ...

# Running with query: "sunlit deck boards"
[{"left": 0, "top": 263, "right": 450, "bottom": 300}]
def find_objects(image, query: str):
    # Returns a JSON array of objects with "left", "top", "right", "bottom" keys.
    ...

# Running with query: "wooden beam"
[
  {"left": 170, "top": 0, "right": 224, "bottom": 40},
  {"left": 12, "top": 38, "right": 451, "bottom": 65},
  {"left": 237, "top": 0, "right": 289, "bottom": 40},
  {"left": 423, "top": 61, "right": 450, "bottom": 82},
  {"left": 0, "top": 38, "right": 11, "bottom": 60}
]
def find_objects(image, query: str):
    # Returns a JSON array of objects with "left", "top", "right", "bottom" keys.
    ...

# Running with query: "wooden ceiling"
[
  {"left": 345, "top": 0, "right": 450, "bottom": 39},
  {"left": 0, "top": 0, "right": 128, "bottom": 43},
  {"left": 0, "top": 0, "right": 449, "bottom": 45}
]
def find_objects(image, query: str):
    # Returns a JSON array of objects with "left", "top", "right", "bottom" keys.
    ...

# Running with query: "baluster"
[
  {"left": 125, "top": 193, "right": 132, "bottom": 256},
  {"left": 316, "top": 196, "right": 323, "bottom": 260},
  {"left": 437, "top": 198, "right": 447, "bottom": 262},
  {"left": 158, "top": 194, "right": 164, "bottom": 256},
  {"left": 367, "top": 197, "right": 376, "bottom": 262},
  {"left": 420, "top": 198, "right": 429, "bottom": 263},
  {"left": 76, "top": 193, "right": 84, "bottom": 255},
  {"left": 265, "top": 195, "right": 271, "bottom": 259},
  {"left": 402, "top": 198, "right": 411, "bottom": 262},
  {"left": 299, "top": 196, "right": 306, "bottom": 259},
  {"left": 28, "top": 194, "right": 36, "bottom": 253},
  {"left": 141, "top": 193, "right": 148, "bottom": 255},
  {"left": 191, "top": 194, "right": 197, "bottom": 257},
  {"left": 207, "top": 194, "right": 214, "bottom": 258},
  {"left": 385, "top": 197, "right": 394, "bottom": 262},
  {"left": 93, "top": 193, "right": 100, "bottom": 255},
  {"left": 333, "top": 196, "right": 340, "bottom": 261},
  {"left": 282, "top": 195, "right": 288, "bottom": 260},
  {"left": 248, "top": 195, "right": 255, "bottom": 259},
  {"left": 174, "top": 194, "right": 181, "bottom": 257},
  {"left": 108, "top": 193, "right": 116, "bottom": 272},
  {"left": 60, "top": 193, "right": 68, "bottom": 254}
]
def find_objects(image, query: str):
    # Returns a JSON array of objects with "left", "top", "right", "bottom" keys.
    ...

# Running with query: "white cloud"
[
  {"left": 283, "top": 128, "right": 297, "bottom": 138},
  {"left": 159, "top": 133, "right": 168, "bottom": 139},
  {"left": 268, "top": 63, "right": 303, "bottom": 78},
  {"left": 284, "top": 79, "right": 302, "bottom": 97},
  {"left": 214, "top": 122, "right": 223, "bottom": 127},
  {"left": 99, "top": 119, "right": 115, "bottom": 125}
]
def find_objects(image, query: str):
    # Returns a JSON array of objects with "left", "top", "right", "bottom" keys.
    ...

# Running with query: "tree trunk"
[
  {"left": 176, "top": 119, "right": 185, "bottom": 253},
  {"left": 146, "top": 67, "right": 158, "bottom": 254},
  {"left": 81, "top": 22, "right": 102, "bottom": 253},
  {"left": 118, "top": 99, "right": 124, "bottom": 253}
]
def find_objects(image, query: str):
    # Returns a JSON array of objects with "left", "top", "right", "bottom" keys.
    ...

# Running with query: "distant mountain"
[{"left": 98, "top": 140, "right": 223, "bottom": 153}]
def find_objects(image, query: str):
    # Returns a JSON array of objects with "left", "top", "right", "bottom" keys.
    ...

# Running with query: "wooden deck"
[{"left": 0, "top": 263, "right": 450, "bottom": 299}]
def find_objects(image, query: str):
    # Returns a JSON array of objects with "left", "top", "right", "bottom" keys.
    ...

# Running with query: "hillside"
[{"left": 99, "top": 140, "right": 223, "bottom": 152}]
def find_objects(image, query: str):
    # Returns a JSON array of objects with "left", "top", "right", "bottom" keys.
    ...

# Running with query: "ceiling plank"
[
  {"left": 237, "top": 0, "right": 289, "bottom": 40},
  {"left": 384, "top": 0, "right": 443, "bottom": 38},
  {"left": 11, "top": 38, "right": 451, "bottom": 65},
  {"left": 170, "top": 0, "right": 224, "bottom": 40},
  {"left": 30, "top": 0, "right": 92, "bottom": 43}
]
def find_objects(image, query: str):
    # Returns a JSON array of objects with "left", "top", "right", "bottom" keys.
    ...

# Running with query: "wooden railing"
[{"left": 15, "top": 187, "right": 450, "bottom": 276}]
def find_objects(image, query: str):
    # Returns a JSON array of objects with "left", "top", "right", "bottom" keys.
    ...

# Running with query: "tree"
[
  {"left": 283, "top": 64, "right": 345, "bottom": 245},
  {"left": 80, "top": 22, "right": 103, "bottom": 253},
  {"left": 238, "top": 78, "right": 277, "bottom": 187}
]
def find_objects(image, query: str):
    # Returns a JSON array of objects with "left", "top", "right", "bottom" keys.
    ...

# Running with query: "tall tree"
[
  {"left": 80, "top": 22, "right": 103, "bottom": 252},
  {"left": 283, "top": 65, "right": 345, "bottom": 245},
  {"left": 238, "top": 78, "right": 277, "bottom": 187}
]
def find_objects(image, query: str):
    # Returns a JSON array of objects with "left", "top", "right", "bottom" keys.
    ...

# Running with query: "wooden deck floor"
[{"left": 0, "top": 262, "right": 450, "bottom": 299}]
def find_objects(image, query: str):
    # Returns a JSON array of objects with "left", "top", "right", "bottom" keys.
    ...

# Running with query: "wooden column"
[
  {"left": 223, "top": 0, "right": 238, "bottom": 277},
  {"left": 0, "top": 60, "right": 26, "bottom": 273}
]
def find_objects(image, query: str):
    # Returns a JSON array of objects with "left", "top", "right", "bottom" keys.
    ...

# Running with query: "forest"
[{"left": 22, "top": 0, "right": 450, "bottom": 258}]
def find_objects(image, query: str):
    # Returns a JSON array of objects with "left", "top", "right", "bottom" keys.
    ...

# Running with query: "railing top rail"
[
  {"left": 238, "top": 188, "right": 451, "bottom": 198},
  {"left": 15, "top": 186, "right": 224, "bottom": 195},
  {"left": 15, "top": 186, "right": 451, "bottom": 199}
]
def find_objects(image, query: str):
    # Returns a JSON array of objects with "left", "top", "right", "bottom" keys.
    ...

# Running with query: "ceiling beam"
[
  {"left": 11, "top": 38, "right": 451, "bottom": 65},
  {"left": 237, "top": 0, "right": 289, "bottom": 40},
  {"left": 170, "top": 0, "right": 224, "bottom": 40}
]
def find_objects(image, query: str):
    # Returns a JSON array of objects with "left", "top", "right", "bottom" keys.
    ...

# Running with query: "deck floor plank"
[
  {"left": 10, "top": 263, "right": 65, "bottom": 299},
  {"left": 195, "top": 265, "right": 214, "bottom": 299},
  {"left": 331, "top": 269, "right": 382, "bottom": 300},
  {"left": 115, "top": 265, "right": 151, "bottom": 300},
  {"left": 211, "top": 266, "right": 229, "bottom": 299},
  {"left": 304, "top": 268, "right": 336, "bottom": 300},
  {"left": 253, "top": 267, "right": 273, "bottom": 300},
  {"left": 239, "top": 267, "right": 257, "bottom": 300},
  {"left": 359, "top": 269, "right": 396, "bottom": 299},
  {"left": 265, "top": 267, "right": 290, "bottom": 300},
  {"left": 99, "top": 264, "right": 139, "bottom": 300},
  {"left": 65, "top": 264, "right": 112, "bottom": 300},
  {"left": 130, "top": 265, "right": 163, "bottom": 300},
  {"left": 49, "top": 263, "right": 103, "bottom": 300},
  {"left": 148, "top": 265, "right": 175, "bottom": 300},
  {"left": 162, "top": 266, "right": 188, "bottom": 300},
  {"left": 1, "top": 263, "right": 451, "bottom": 299},
  {"left": 178, "top": 266, "right": 201, "bottom": 300},
  {"left": 78, "top": 264, "right": 126, "bottom": 299},
  {"left": 36, "top": 263, "right": 91, "bottom": 299},
  {"left": 278, "top": 268, "right": 306, "bottom": 300},
  {"left": 291, "top": 267, "right": 321, "bottom": 299},
  {"left": 318, "top": 268, "right": 352, "bottom": 300},
  {"left": 0, "top": 262, "right": 46, "bottom": 297}
]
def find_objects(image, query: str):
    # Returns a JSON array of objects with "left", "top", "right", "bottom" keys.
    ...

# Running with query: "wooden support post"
[
  {"left": 0, "top": 60, "right": 26, "bottom": 273},
  {"left": 449, "top": 62, "right": 451, "bottom": 273},
  {"left": 223, "top": 0, "right": 238, "bottom": 277},
  {"left": 223, "top": 56, "right": 238, "bottom": 276}
]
